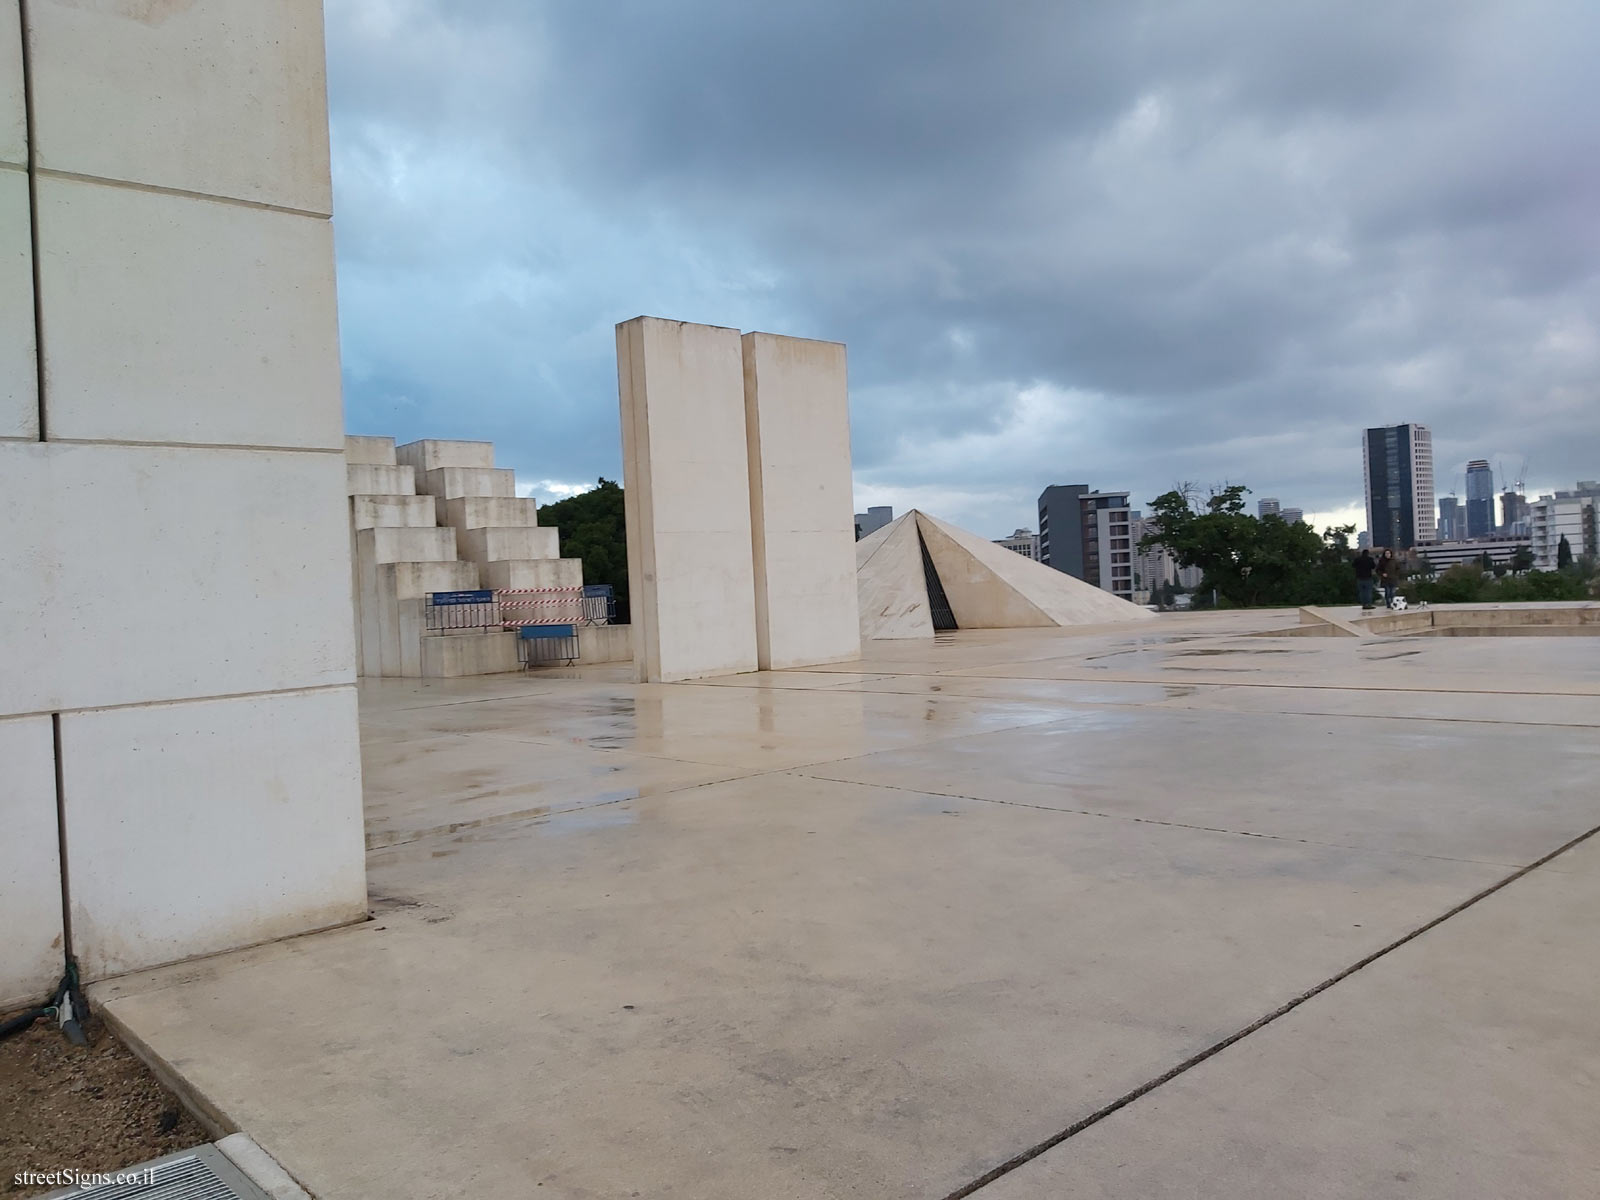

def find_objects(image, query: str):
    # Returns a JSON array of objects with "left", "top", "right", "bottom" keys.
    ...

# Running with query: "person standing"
[
  {"left": 1354, "top": 547, "right": 1377, "bottom": 610},
  {"left": 1378, "top": 549, "right": 1400, "bottom": 608}
]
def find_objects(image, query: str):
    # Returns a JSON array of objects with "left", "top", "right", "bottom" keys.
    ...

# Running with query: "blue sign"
[{"left": 429, "top": 589, "right": 494, "bottom": 606}]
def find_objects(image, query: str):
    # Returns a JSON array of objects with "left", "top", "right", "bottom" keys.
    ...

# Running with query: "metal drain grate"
[{"left": 43, "top": 1145, "right": 270, "bottom": 1200}]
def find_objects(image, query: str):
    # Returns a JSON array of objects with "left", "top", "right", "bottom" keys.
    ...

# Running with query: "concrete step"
[
  {"left": 344, "top": 435, "right": 397, "bottom": 466},
  {"left": 358, "top": 559, "right": 480, "bottom": 678},
  {"left": 356, "top": 526, "right": 457, "bottom": 565},
  {"left": 422, "top": 630, "right": 521, "bottom": 678},
  {"left": 439, "top": 496, "right": 540, "bottom": 532},
  {"left": 458, "top": 526, "right": 559, "bottom": 564},
  {"left": 419, "top": 466, "right": 516, "bottom": 501},
  {"left": 347, "top": 463, "right": 416, "bottom": 496},
  {"left": 419, "top": 624, "right": 631, "bottom": 677},
  {"left": 396, "top": 439, "right": 494, "bottom": 473},
  {"left": 481, "top": 558, "right": 583, "bottom": 591},
  {"left": 351, "top": 494, "right": 436, "bottom": 530}
]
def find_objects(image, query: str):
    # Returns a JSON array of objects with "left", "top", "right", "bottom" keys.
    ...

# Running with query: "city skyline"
[{"left": 327, "top": 2, "right": 1599, "bottom": 540}]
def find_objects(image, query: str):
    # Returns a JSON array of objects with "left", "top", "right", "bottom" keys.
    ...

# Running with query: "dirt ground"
[{"left": 0, "top": 1009, "right": 207, "bottom": 1196}]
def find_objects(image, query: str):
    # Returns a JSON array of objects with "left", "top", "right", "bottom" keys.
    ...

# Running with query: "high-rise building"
[
  {"left": 1465, "top": 460, "right": 1494, "bottom": 539},
  {"left": 1529, "top": 484, "right": 1599, "bottom": 570},
  {"left": 1362, "top": 424, "right": 1436, "bottom": 549},
  {"left": 1437, "top": 495, "right": 1460, "bottom": 541},
  {"left": 853, "top": 506, "right": 894, "bottom": 540},
  {"left": 1499, "top": 490, "right": 1528, "bottom": 536},
  {"left": 1280, "top": 507, "right": 1304, "bottom": 525},
  {"left": 1257, "top": 497, "right": 1281, "bottom": 518},
  {"left": 1036, "top": 484, "right": 1135, "bottom": 601},
  {"left": 994, "top": 528, "right": 1040, "bottom": 560},
  {"left": 1037, "top": 484, "right": 1090, "bottom": 577},
  {"left": 1357, "top": 531, "right": 1371, "bottom": 550}
]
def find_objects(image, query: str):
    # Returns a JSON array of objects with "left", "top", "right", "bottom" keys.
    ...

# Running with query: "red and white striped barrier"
[{"left": 496, "top": 586, "right": 585, "bottom": 627}]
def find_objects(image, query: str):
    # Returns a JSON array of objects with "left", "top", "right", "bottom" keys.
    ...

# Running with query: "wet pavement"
[{"left": 94, "top": 611, "right": 1600, "bottom": 1198}]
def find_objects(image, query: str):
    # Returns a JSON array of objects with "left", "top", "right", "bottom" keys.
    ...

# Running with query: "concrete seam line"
[
  {"left": 31, "top": 165, "right": 331, "bottom": 219},
  {"left": 936, "top": 820, "right": 1600, "bottom": 1200},
  {"left": 799, "top": 771, "right": 1520, "bottom": 869}
]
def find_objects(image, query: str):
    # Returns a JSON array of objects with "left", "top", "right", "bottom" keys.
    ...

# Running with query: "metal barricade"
[
  {"left": 424, "top": 589, "right": 499, "bottom": 631},
  {"left": 581, "top": 583, "right": 615, "bottom": 625},
  {"left": 516, "top": 623, "right": 579, "bottom": 667}
]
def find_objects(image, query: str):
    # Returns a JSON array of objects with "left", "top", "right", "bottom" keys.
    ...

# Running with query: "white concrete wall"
[
  {"left": 742, "top": 332, "right": 861, "bottom": 669},
  {"left": 0, "top": 716, "right": 64, "bottom": 1012},
  {"left": 1, "top": 168, "right": 34, "bottom": 438},
  {"left": 617, "top": 317, "right": 760, "bottom": 682},
  {"left": 3, "top": 445, "right": 356, "bottom": 714},
  {"left": 60, "top": 689, "right": 365, "bottom": 980},
  {"left": 0, "top": 0, "right": 365, "bottom": 999}
]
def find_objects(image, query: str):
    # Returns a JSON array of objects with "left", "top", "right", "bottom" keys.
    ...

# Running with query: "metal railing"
[{"left": 423, "top": 589, "right": 499, "bottom": 631}]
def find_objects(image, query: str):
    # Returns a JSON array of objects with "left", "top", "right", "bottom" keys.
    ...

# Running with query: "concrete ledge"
[
  {"left": 346, "top": 463, "right": 415, "bottom": 496},
  {"left": 441, "top": 496, "right": 540, "bottom": 532},
  {"left": 421, "top": 631, "right": 521, "bottom": 677},
  {"left": 482, "top": 558, "right": 584, "bottom": 590},
  {"left": 396, "top": 439, "right": 494, "bottom": 473},
  {"left": 420, "top": 466, "right": 516, "bottom": 501},
  {"left": 458, "top": 526, "right": 559, "bottom": 564},
  {"left": 578, "top": 623, "right": 632, "bottom": 664},
  {"left": 350, "top": 494, "right": 434, "bottom": 530},
  {"left": 343, "top": 435, "right": 396, "bottom": 466}
]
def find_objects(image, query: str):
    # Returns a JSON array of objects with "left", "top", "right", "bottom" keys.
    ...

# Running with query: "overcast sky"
[{"left": 326, "top": 0, "right": 1599, "bottom": 538}]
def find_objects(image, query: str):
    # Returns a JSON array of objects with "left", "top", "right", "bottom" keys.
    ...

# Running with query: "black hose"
[
  {"left": 0, "top": 961, "right": 88, "bottom": 1045},
  {"left": 0, "top": 1006, "right": 50, "bottom": 1041}
]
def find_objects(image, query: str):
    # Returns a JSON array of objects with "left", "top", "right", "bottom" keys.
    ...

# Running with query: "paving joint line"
[
  {"left": 798, "top": 771, "right": 1522, "bottom": 869},
  {"left": 935, "top": 820, "right": 1600, "bottom": 1200}
]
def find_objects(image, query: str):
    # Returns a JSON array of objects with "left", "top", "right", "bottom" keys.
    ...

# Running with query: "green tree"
[
  {"left": 1510, "top": 545, "right": 1535, "bottom": 574},
  {"left": 1480, "top": 551, "right": 1494, "bottom": 573},
  {"left": 1557, "top": 534, "right": 1574, "bottom": 569},
  {"left": 1141, "top": 485, "right": 1335, "bottom": 607},
  {"left": 538, "top": 479, "right": 628, "bottom": 615}
]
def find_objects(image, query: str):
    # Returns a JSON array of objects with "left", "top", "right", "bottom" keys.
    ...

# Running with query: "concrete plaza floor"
[{"left": 95, "top": 610, "right": 1600, "bottom": 1198}]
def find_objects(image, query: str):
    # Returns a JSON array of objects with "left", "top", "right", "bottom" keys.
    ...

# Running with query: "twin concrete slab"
[
  {"left": 0, "top": 0, "right": 365, "bottom": 1005},
  {"left": 617, "top": 317, "right": 860, "bottom": 683}
]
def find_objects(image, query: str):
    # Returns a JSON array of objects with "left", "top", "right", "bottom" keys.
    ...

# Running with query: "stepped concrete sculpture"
[
  {"left": 345, "top": 436, "right": 618, "bottom": 677},
  {"left": 616, "top": 317, "right": 863, "bottom": 682},
  {"left": 858, "top": 511, "right": 1155, "bottom": 640},
  {"left": 743, "top": 332, "right": 861, "bottom": 669},
  {"left": 0, "top": 0, "right": 365, "bottom": 1000}
]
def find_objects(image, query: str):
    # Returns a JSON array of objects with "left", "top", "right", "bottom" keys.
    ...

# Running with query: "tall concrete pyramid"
[{"left": 856, "top": 510, "right": 1154, "bottom": 640}]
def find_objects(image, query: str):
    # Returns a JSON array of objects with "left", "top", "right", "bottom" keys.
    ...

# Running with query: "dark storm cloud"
[{"left": 326, "top": 0, "right": 1600, "bottom": 531}]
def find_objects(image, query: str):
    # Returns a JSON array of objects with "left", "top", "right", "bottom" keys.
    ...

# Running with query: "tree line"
[{"left": 1141, "top": 484, "right": 1596, "bottom": 608}]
